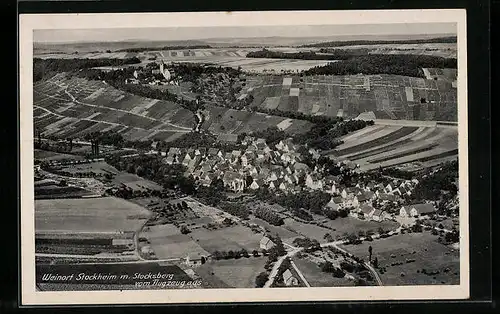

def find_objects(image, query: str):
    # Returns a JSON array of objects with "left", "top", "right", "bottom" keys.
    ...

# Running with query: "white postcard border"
[{"left": 19, "top": 9, "right": 469, "bottom": 305}]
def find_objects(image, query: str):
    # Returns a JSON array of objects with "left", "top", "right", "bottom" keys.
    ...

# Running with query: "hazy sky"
[{"left": 34, "top": 23, "right": 456, "bottom": 43}]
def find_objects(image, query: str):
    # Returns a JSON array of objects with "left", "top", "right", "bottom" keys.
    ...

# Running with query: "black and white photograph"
[{"left": 19, "top": 10, "right": 469, "bottom": 304}]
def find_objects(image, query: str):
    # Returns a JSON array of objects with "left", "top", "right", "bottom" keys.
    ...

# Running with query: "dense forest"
[
  {"left": 303, "top": 54, "right": 457, "bottom": 78},
  {"left": 33, "top": 57, "right": 141, "bottom": 82},
  {"left": 301, "top": 36, "right": 457, "bottom": 48},
  {"left": 250, "top": 106, "right": 344, "bottom": 125},
  {"left": 115, "top": 45, "right": 212, "bottom": 53},
  {"left": 411, "top": 160, "right": 458, "bottom": 202},
  {"left": 246, "top": 49, "right": 354, "bottom": 61},
  {"left": 294, "top": 119, "right": 374, "bottom": 150},
  {"left": 254, "top": 207, "right": 284, "bottom": 226}
]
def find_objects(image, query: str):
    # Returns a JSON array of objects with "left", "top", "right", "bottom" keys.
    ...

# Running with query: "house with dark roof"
[
  {"left": 359, "top": 204, "right": 376, "bottom": 219},
  {"left": 352, "top": 191, "right": 376, "bottom": 207},
  {"left": 222, "top": 171, "right": 245, "bottom": 192},
  {"left": 325, "top": 197, "right": 341, "bottom": 211},
  {"left": 400, "top": 203, "right": 436, "bottom": 218}
]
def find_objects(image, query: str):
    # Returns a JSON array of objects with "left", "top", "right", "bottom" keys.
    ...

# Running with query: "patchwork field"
[
  {"left": 340, "top": 232, "right": 460, "bottom": 285},
  {"left": 329, "top": 123, "right": 458, "bottom": 171},
  {"left": 242, "top": 74, "right": 457, "bottom": 121},
  {"left": 34, "top": 73, "right": 313, "bottom": 141},
  {"left": 196, "top": 256, "right": 268, "bottom": 288},
  {"left": 33, "top": 73, "right": 195, "bottom": 142},
  {"left": 327, "top": 43, "right": 457, "bottom": 58},
  {"left": 202, "top": 104, "right": 313, "bottom": 135}
]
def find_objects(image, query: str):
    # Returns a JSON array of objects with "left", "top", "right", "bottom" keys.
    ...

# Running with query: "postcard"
[{"left": 19, "top": 9, "right": 468, "bottom": 305}]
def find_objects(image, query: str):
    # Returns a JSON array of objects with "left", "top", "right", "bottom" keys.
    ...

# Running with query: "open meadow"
[
  {"left": 196, "top": 256, "right": 268, "bottom": 288},
  {"left": 35, "top": 197, "right": 151, "bottom": 233},
  {"left": 292, "top": 256, "right": 356, "bottom": 287},
  {"left": 340, "top": 232, "right": 460, "bottom": 285}
]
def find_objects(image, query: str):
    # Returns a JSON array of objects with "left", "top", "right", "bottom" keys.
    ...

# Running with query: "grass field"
[
  {"left": 58, "top": 161, "right": 119, "bottom": 176},
  {"left": 320, "top": 217, "right": 400, "bottom": 239},
  {"left": 196, "top": 256, "right": 268, "bottom": 288},
  {"left": 340, "top": 232, "right": 460, "bottom": 285},
  {"left": 189, "top": 225, "right": 262, "bottom": 253},
  {"left": 292, "top": 256, "right": 356, "bottom": 287},
  {"left": 34, "top": 149, "right": 85, "bottom": 161},
  {"left": 283, "top": 218, "right": 333, "bottom": 243},
  {"left": 36, "top": 197, "right": 151, "bottom": 233},
  {"left": 145, "top": 228, "right": 210, "bottom": 259},
  {"left": 111, "top": 172, "right": 163, "bottom": 191},
  {"left": 249, "top": 217, "right": 298, "bottom": 241}
]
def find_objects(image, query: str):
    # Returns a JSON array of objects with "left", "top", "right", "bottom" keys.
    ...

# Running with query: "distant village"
[{"left": 125, "top": 62, "right": 178, "bottom": 86}]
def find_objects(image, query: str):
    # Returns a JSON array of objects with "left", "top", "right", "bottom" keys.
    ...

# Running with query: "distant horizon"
[{"left": 34, "top": 23, "right": 457, "bottom": 44}]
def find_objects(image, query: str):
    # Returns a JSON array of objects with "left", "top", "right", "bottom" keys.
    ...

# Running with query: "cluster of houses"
[
  {"left": 161, "top": 136, "right": 436, "bottom": 223},
  {"left": 324, "top": 178, "right": 436, "bottom": 221},
  {"left": 163, "top": 137, "right": 314, "bottom": 194}
]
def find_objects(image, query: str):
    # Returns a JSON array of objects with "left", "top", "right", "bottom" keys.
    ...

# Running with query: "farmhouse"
[
  {"left": 371, "top": 209, "right": 387, "bottom": 222},
  {"left": 276, "top": 139, "right": 297, "bottom": 152},
  {"left": 359, "top": 204, "right": 376, "bottom": 219},
  {"left": 400, "top": 203, "right": 436, "bottom": 218},
  {"left": 260, "top": 236, "right": 276, "bottom": 250},
  {"left": 249, "top": 179, "right": 261, "bottom": 190},
  {"left": 352, "top": 191, "right": 376, "bottom": 207},
  {"left": 305, "top": 173, "right": 324, "bottom": 190},
  {"left": 325, "top": 197, "right": 341, "bottom": 211},
  {"left": 185, "top": 252, "right": 208, "bottom": 266},
  {"left": 223, "top": 171, "right": 245, "bottom": 192},
  {"left": 378, "top": 193, "right": 397, "bottom": 202},
  {"left": 283, "top": 269, "right": 299, "bottom": 286}
]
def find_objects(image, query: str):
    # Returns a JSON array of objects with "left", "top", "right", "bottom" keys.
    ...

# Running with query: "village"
[{"left": 160, "top": 134, "right": 440, "bottom": 226}]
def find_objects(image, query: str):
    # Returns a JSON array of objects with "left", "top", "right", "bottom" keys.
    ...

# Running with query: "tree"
[
  {"left": 252, "top": 250, "right": 259, "bottom": 257},
  {"left": 368, "top": 245, "right": 373, "bottom": 262},
  {"left": 255, "top": 272, "right": 269, "bottom": 288},
  {"left": 324, "top": 233, "right": 334, "bottom": 242},
  {"left": 180, "top": 225, "right": 191, "bottom": 234},
  {"left": 321, "top": 261, "right": 335, "bottom": 273},
  {"left": 373, "top": 257, "right": 379, "bottom": 268}
]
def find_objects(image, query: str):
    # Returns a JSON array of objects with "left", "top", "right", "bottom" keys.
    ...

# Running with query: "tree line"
[
  {"left": 33, "top": 57, "right": 141, "bottom": 82},
  {"left": 115, "top": 45, "right": 212, "bottom": 53},
  {"left": 411, "top": 159, "right": 458, "bottom": 202},
  {"left": 246, "top": 49, "right": 353, "bottom": 61},
  {"left": 254, "top": 207, "right": 284, "bottom": 226},
  {"left": 301, "top": 36, "right": 457, "bottom": 48},
  {"left": 303, "top": 54, "right": 457, "bottom": 78}
]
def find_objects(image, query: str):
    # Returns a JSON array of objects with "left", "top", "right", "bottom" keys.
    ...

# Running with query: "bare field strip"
[
  {"left": 35, "top": 197, "right": 152, "bottom": 233},
  {"left": 344, "top": 127, "right": 431, "bottom": 160},
  {"left": 360, "top": 148, "right": 458, "bottom": 171},
  {"left": 334, "top": 127, "right": 418, "bottom": 156}
]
